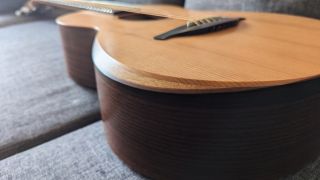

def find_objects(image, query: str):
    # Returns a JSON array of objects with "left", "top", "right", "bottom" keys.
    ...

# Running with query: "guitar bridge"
[{"left": 154, "top": 17, "right": 245, "bottom": 40}]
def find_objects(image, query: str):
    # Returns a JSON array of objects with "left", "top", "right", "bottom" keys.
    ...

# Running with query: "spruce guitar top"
[
  {"left": 33, "top": 0, "right": 320, "bottom": 93},
  {"left": 33, "top": 0, "right": 320, "bottom": 179}
]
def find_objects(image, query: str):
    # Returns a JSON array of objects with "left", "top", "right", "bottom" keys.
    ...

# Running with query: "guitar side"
[
  {"left": 56, "top": 9, "right": 320, "bottom": 180},
  {"left": 59, "top": 24, "right": 97, "bottom": 88}
]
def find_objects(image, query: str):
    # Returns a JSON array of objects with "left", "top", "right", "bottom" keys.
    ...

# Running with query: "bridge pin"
[
  {"left": 206, "top": 18, "right": 214, "bottom": 22},
  {"left": 194, "top": 21, "right": 202, "bottom": 26},
  {"left": 201, "top": 19, "right": 209, "bottom": 24}
]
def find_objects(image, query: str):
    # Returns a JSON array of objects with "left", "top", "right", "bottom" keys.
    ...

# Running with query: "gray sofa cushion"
[
  {"left": 0, "top": 122, "right": 143, "bottom": 180},
  {"left": 185, "top": 0, "right": 320, "bottom": 19},
  {"left": 0, "top": 0, "right": 26, "bottom": 14},
  {"left": 104, "top": 0, "right": 184, "bottom": 5},
  {"left": 0, "top": 20, "right": 100, "bottom": 160},
  {"left": 0, "top": 121, "right": 319, "bottom": 180},
  {"left": 0, "top": 13, "right": 37, "bottom": 28}
]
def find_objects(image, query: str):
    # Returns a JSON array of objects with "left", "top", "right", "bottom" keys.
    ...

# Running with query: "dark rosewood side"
[
  {"left": 95, "top": 69, "right": 320, "bottom": 180},
  {"left": 59, "top": 26, "right": 97, "bottom": 88}
]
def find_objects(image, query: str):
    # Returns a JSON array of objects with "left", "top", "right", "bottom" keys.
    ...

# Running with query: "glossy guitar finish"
[{"left": 56, "top": 6, "right": 320, "bottom": 180}]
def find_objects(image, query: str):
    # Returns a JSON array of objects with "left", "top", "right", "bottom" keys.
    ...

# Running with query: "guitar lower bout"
[
  {"left": 55, "top": 8, "right": 320, "bottom": 180},
  {"left": 57, "top": 11, "right": 164, "bottom": 89}
]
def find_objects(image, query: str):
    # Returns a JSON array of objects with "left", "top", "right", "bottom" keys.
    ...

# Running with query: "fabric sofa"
[
  {"left": 185, "top": 0, "right": 320, "bottom": 19},
  {"left": 0, "top": 0, "right": 319, "bottom": 179}
]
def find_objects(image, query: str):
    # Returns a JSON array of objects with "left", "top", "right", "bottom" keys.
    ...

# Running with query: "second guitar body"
[{"left": 56, "top": 6, "right": 320, "bottom": 180}]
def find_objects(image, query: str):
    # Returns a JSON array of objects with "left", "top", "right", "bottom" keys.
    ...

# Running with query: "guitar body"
[{"left": 57, "top": 6, "right": 320, "bottom": 180}]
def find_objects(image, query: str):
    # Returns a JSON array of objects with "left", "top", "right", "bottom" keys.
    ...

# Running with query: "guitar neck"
[{"left": 34, "top": 0, "right": 190, "bottom": 20}]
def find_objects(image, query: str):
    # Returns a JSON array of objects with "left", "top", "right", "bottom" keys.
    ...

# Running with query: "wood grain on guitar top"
[{"left": 57, "top": 7, "right": 320, "bottom": 93}]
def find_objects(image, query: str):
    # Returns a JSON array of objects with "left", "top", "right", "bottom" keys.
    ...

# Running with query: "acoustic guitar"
[{"left": 33, "top": 0, "right": 320, "bottom": 179}]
